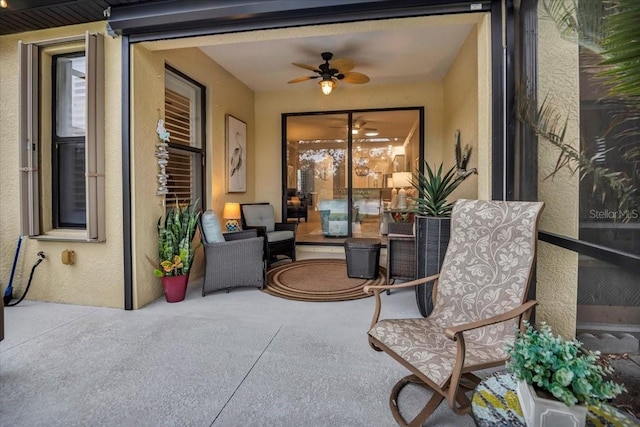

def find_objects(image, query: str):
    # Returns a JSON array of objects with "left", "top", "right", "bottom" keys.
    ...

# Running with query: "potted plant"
[
  {"left": 152, "top": 200, "right": 201, "bottom": 302},
  {"left": 410, "top": 129, "right": 477, "bottom": 316},
  {"left": 506, "top": 322, "right": 625, "bottom": 427}
]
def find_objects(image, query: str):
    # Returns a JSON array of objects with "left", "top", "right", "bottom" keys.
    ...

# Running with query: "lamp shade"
[
  {"left": 223, "top": 202, "right": 241, "bottom": 219},
  {"left": 392, "top": 172, "right": 412, "bottom": 188},
  {"left": 319, "top": 78, "right": 336, "bottom": 95}
]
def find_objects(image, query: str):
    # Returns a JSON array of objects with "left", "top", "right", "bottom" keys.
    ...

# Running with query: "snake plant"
[{"left": 154, "top": 200, "right": 201, "bottom": 277}]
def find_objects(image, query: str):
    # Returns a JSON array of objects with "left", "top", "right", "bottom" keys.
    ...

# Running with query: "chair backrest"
[
  {"left": 432, "top": 199, "right": 544, "bottom": 342},
  {"left": 241, "top": 203, "right": 276, "bottom": 232}
]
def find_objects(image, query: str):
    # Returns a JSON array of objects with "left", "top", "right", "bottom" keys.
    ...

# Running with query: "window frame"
[
  {"left": 51, "top": 51, "right": 87, "bottom": 229},
  {"left": 19, "top": 32, "right": 105, "bottom": 241},
  {"left": 163, "top": 65, "right": 206, "bottom": 210}
]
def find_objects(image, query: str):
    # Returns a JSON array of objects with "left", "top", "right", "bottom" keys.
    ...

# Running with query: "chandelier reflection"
[{"left": 354, "top": 158, "right": 370, "bottom": 177}]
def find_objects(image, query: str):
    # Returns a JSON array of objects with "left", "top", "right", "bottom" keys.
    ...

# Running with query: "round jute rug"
[{"left": 264, "top": 258, "right": 386, "bottom": 302}]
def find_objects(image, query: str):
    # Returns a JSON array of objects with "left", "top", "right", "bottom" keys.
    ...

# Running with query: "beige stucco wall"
[
  {"left": 130, "top": 46, "right": 255, "bottom": 308},
  {"left": 0, "top": 22, "right": 124, "bottom": 308},
  {"left": 443, "top": 24, "right": 480, "bottom": 201},
  {"left": 535, "top": 5, "right": 580, "bottom": 338}
]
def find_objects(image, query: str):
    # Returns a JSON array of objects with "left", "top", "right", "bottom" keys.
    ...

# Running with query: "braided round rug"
[{"left": 264, "top": 259, "right": 386, "bottom": 302}]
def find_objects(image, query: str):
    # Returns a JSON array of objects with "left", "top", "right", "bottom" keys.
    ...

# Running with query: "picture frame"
[{"left": 226, "top": 114, "right": 247, "bottom": 193}]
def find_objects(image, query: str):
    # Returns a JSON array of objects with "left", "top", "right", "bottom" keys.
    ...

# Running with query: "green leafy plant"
[
  {"left": 153, "top": 200, "right": 201, "bottom": 277},
  {"left": 411, "top": 130, "right": 477, "bottom": 217},
  {"left": 506, "top": 322, "right": 625, "bottom": 407}
]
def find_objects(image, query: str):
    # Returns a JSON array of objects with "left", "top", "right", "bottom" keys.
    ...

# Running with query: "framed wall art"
[{"left": 226, "top": 114, "right": 247, "bottom": 193}]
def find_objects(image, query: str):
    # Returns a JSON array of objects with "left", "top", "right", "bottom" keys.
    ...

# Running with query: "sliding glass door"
[{"left": 284, "top": 108, "right": 422, "bottom": 243}]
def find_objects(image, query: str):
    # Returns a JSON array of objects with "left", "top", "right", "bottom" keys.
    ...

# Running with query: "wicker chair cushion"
[
  {"left": 242, "top": 204, "right": 276, "bottom": 232},
  {"left": 201, "top": 210, "right": 225, "bottom": 243},
  {"left": 267, "top": 230, "right": 295, "bottom": 242},
  {"left": 369, "top": 199, "right": 544, "bottom": 388}
]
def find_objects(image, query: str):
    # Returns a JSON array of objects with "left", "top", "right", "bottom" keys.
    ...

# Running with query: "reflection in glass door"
[{"left": 285, "top": 109, "right": 421, "bottom": 244}]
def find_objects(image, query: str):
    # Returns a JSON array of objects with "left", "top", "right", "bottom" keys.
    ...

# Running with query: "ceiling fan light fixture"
[
  {"left": 364, "top": 129, "right": 379, "bottom": 137},
  {"left": 0, "top": 0, "right": 7, "bottom": 7},
  {"left": 319, "top": 78, "right": 336, "bottom": 95}
]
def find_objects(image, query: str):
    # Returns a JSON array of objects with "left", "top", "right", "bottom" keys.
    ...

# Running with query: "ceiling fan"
[{"left": 288, "top": 52, "right": 370, "bottom": 95}]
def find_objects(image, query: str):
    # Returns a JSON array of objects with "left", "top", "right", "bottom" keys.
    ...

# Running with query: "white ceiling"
[{"left": 198, "top": 22, "right": 475, "bottom": 92}]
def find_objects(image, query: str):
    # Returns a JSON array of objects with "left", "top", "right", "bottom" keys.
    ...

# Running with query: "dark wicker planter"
[{"left": 415, "top": 216, "right": 451, "bottom": 317}]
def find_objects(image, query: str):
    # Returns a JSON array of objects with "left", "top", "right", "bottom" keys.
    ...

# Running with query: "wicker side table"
[{"left": 386, "top": 222, "right": 416, "bottom": 295}]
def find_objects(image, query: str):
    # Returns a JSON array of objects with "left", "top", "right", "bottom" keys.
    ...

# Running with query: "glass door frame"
[{"left": 282, "top": 106, "right": 425, "bottom": 243}]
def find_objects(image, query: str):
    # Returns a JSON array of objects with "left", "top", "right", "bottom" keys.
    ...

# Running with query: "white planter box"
[{"left": 516, "top": 380, "right": 588, "bottom": 427}]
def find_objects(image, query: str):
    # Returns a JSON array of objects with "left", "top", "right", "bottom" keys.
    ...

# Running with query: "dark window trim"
[
  {"left": 51, "top": 51, "right": 87, "bottom": 229},
  {"left": 282, "top": 106, "right": 425, "bottom": 237},
  {"left": 122, "top": 35, "right": 132, "bottom": 310}
]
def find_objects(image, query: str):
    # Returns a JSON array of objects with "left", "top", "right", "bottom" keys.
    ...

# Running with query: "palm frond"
[
  {"left": 517, "top": 91, "right": 639, "bottom": 216},
  {"left": 541, "top": 0, "right": 607, "bottom": 54},
  {"left": 594, "top": 0, "right": 640, "bottom": 100}
]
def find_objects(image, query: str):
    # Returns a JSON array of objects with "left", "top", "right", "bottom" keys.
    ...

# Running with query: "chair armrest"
[
  {"left": 243, "top": 225, "right": 267, "bottom": 238},
  {"left": 203, "top": 236, "right": 264, "bottom": 258},
  {"left": 363, "top": 274, "right": 440, "bottom": 294},
  {"left": 444, "top": 300, "right": 538, "bottom": 340},
  {"left": 224, "top": 229, "right": 257, "bottom": 241},
  {"left": 366, "top": 274, "right": 440, "bottom": 331},
  {"left": 274, "top": 222, "right": 297, "bottom": 233}
]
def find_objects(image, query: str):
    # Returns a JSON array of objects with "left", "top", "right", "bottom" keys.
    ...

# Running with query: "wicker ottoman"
[{"left": 344, "top": 238, "right": 381, "bottom": 279}]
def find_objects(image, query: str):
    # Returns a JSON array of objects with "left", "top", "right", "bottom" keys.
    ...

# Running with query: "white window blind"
[{"left": 164, "top": 69, "right": 203, "bottom": 208}]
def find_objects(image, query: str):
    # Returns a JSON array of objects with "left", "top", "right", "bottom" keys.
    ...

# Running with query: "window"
[
  {"left": 53, "top": 53, "right": 86, "bottom": 228},
  {"left": 19, "top": 33, "right": 105, "bottom": 241},
  {"left": 164, "top": 67, "right": 204, "bottom": 208}
]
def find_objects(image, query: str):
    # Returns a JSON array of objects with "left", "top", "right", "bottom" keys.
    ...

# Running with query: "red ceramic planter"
[{"left": 161, "top": 275, "right": 189, "bottom": 303}]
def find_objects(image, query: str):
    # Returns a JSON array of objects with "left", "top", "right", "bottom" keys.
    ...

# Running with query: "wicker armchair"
[
  {"left": 364, "top": 199, "right": 544, "bottom": 426},
  {"left": 199, "top": 226, "right": 265, "bottom": 296},
  {"left": 240, "top": 203, "right": 297, "bottom": 267}
]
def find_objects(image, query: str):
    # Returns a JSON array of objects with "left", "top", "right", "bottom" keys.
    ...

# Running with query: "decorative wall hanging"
[
  {"left": 155, "top": 119, "right": 170, "bottom": 196},
  {"left": 226, "top": 114, "right": 247, "bottom": 193}
]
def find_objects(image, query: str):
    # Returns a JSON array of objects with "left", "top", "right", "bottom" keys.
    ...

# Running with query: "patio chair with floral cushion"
[{"left": 364, "top": 199, "right": 544, "bottom": 426}]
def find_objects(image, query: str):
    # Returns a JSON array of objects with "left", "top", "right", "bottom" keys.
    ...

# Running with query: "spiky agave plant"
[
  {"left": 154, "top": 200, "right": 201, "bottom": 277},
  {"left": 411, "top": 130, "right": 477, "bottom": 217}
]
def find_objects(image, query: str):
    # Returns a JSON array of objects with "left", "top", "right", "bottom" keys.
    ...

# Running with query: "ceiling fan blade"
[
  {"left": 292, "top": 62, "right": 320, "bottom": 72},
  {"left": 342, "top": 71, "right": 370, "bottom": 84},
  {"left": 330, "top": 58, "right": 355, "bottom": 73},
  {"left": 287, "top": 76, "right": 319, "bottom": 84}
]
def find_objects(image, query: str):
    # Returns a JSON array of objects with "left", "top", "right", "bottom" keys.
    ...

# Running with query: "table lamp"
[
  {"left": 387, "top": 177, "right": 397, "bottom": 209},
  {"left": 222, "top": 202, "right": 241, "bottom": 232},
  {"left": 392, "top": 172, "right": 412, "bottom": 210}
]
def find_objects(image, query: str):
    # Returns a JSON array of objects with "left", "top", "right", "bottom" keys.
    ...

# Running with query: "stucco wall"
[
  {"left": 0, "top": 22, "right": 124, "bottom": 308},
  {"left": 443, "top": 25, "right": 480, "bottom": 201},
  {"left": 535, "top": 5, "right": 580, "bottom": 338},
  {"left": 130, "top": 46, "right": 255, "bottom": 308}
]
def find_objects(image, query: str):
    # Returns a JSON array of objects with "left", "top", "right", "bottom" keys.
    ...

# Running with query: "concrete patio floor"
[
  {"left": 2, "top": 247, "right": 637, "bottom": 426},
  {"left": 1, "top": 277, "right": 488, "bottom": 427}
]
